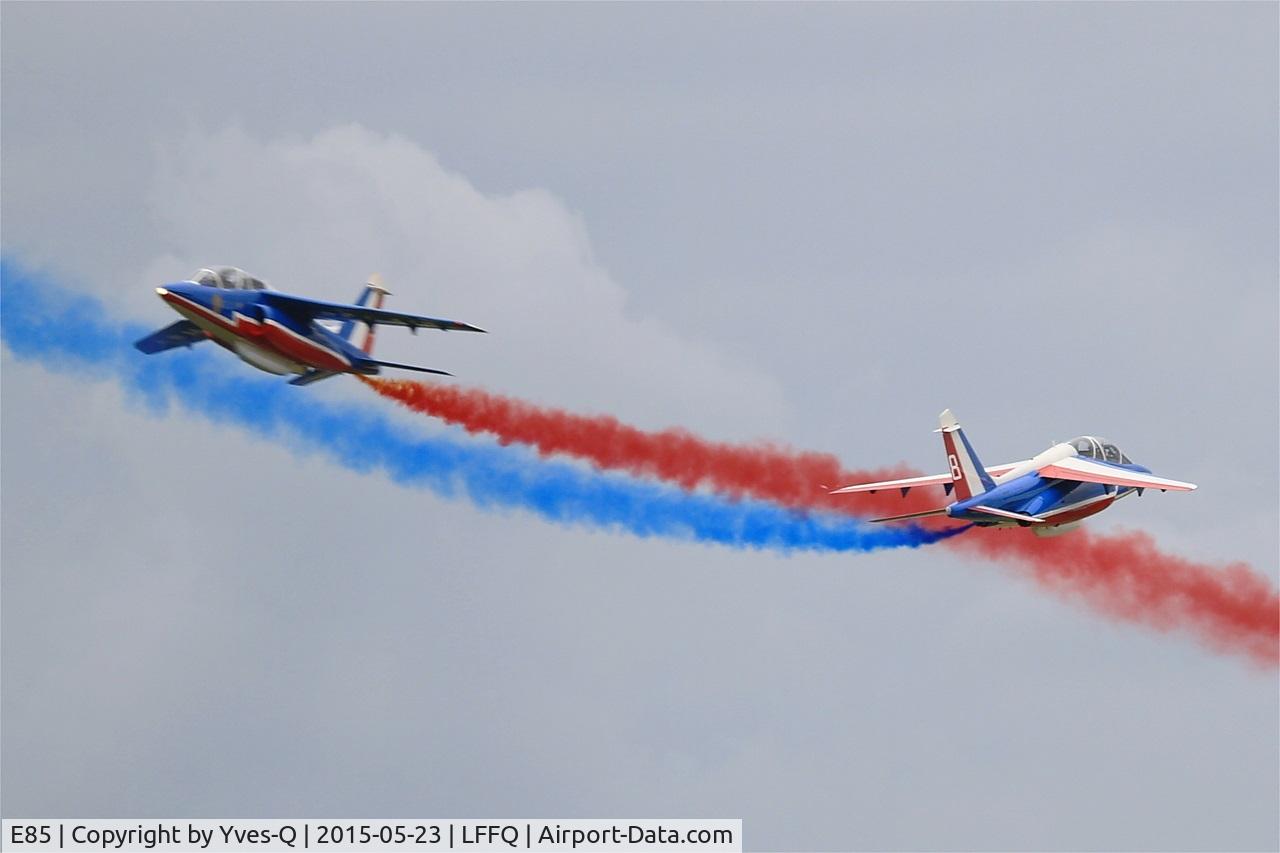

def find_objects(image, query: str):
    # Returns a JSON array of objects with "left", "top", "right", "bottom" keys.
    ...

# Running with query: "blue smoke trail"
[{"left": 1, "top": 260, "right": 960, "bottom": 553}]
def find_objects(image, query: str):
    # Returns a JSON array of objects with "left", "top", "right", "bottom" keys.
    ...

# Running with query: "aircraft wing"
[
  {"left": 829, "top": 463, "right": 1021, "bottom": 495},
  {"left": 1037, "top": 456, "right": 1197, "bottom": 492},
  {"left": 134, "top": 320, "right": 207, "bottom": 354},
  {"left": 867, "top": 507, "right": 950, "bottom": 523},
  {"left": 262, "top": 292, "right": 486, "bottom": 333}
]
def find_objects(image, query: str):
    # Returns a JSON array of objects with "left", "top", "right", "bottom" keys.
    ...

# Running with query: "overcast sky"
[{"left": 2, "top": 3, "right": 1276, "bottom": 850}]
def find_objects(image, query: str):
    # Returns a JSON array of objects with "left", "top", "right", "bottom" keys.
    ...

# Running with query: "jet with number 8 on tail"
[
  {"left": 134, "top": 267, "right": 485, "bottom": 386},
  {"left": 830, "top": 409, "right": 1196, "bottom": 536}
]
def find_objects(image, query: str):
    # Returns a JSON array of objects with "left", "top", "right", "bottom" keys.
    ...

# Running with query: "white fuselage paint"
[
  {"left": 992, "top": 443, "right": 1077, "bottom": 484},
  {"left": 232, "top": 340, "right": 302, "bottom": 375}
]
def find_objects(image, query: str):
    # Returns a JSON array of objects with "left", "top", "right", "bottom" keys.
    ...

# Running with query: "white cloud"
[{"left": 142, "top": 125, "right": 791, "bottom": 437}]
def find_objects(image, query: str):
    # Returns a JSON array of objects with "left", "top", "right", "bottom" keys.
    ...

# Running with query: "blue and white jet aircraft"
[
  {"left": 134, "top": 266, "right": 484, "bottom": 385},
  {"left": 831, "top": 409, "right": 1196, "bottom": 536}
]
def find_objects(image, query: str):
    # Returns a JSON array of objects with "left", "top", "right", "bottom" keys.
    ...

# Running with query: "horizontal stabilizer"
[
  {"left": 868, "top": 508, "right": 950, "bottom": 524},
  {"left": 288, "top": 369, "right": 339, "bottom": 387},
  {"left": 1038, "top": 457, "right": 1196, "bottom": 492},
  {"left": 370, "top": 359, "right": 452, "bottom": 377},
  {"left": 971, "top": 505, "right": 1045, "bottom": 523},
  {"left": 134, "top": 320, "right": 207, "bottom": 354}
]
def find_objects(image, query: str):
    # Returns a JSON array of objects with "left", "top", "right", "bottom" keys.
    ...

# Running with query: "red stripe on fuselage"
[
  {"left": 1035, "top": 496, "right": 1116, "bottom": 526},
  {"left": 162, "top": 290, "right": 351, "bottom": 373},
  {"left": 942, "top": 431, "right": 971, "bottom": 500},
  {"left": 261, "top": 320, "right": 350, "bottom": 371}
]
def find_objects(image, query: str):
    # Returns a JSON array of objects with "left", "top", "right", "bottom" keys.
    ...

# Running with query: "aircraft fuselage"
[{"left": 159, "top": 284, "right": 361, "bottom": 377}]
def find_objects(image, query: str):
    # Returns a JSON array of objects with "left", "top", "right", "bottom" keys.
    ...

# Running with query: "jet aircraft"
[
  {"left": 831, "top": 409, "right": 1196, "bottom": 536},
  {"left": 134, "top": 267, "right": 484, "bottom": 385}
]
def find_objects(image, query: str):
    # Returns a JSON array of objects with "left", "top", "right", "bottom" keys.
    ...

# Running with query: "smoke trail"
[
  {"left": 363, "top": 377, "right": 1279, "bottom": 666},
  {"left": 360, "top": 377, "right": 950, "bottom": 520},
  {"left": 0, "top": 261, "right": 954, "bottom": 555},
  {"left": 951, "top": 529, "right": 1279, "bottom": 667}
]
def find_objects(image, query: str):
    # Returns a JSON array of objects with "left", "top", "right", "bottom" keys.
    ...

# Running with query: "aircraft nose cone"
[{"left": 157, "top": 282, "right": 193, "bottom": 301}]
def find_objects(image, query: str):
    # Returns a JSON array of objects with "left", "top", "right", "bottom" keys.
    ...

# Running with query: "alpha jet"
[
  {"left": 831, "top": 409, "right": 1196, "bottom": 536},
  {"left": 134, "top": 266, "right": 484, "bottom": 385}
]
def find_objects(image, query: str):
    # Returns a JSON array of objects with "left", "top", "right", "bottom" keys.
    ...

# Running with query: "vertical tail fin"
[
  {"left": 936, "top": 408, "right": 995, "bottom": 500},
  {"left": 338, "top": 274, "right": 392, "bottom": 355}
]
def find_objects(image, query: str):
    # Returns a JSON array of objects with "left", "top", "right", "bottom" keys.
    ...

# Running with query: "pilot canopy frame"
[{"left": 192, "top": 267, "right": 269, "bottom": 291}]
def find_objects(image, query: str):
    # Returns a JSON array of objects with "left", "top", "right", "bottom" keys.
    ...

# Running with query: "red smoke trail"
[
  {"left": 362, "top": 377, "right": 1279, "bottom": 667},
  {"left": 950, "top": 528, "right": 1278, "bottom": 667},
  {"left": 359, "top": 377, "right": 946, "bottom": 519}
]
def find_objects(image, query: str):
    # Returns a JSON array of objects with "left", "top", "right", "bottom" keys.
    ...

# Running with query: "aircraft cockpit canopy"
[
  {"left": 193, "top": 267, "right": 268, "bottom": 291},
  {"left": 1070, "top": 436, "right": 1130, "bottom": 465}
]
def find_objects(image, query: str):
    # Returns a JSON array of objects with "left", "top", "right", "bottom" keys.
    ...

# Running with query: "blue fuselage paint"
[{"left": 947, "top": 462, "right": 1150, "bottom": 525}]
